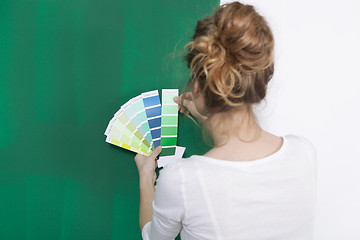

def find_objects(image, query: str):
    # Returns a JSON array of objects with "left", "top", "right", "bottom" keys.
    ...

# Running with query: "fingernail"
[{"left": 173, "top": 96, "right": 179, "bottom": 101}]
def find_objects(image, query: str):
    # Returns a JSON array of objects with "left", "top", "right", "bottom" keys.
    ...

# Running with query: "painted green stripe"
[
  {"left": 160, "top": 137, "right": 177, "bottom": 146},
  {"left": 162, "top": 105, "right": 178, "bottom": 114},
  {"left": 161, "top": 126, "right": 177, "bottom": 135},
  {"left": 161, "top": 116, "right": 178, "bottom": 125},
  {"left": 160, "top": 147, "right": 176, "bottom": 156}
]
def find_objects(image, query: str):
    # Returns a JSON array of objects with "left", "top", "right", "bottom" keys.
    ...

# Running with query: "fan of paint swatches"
[{"left": 104, "top": 89, "right": 185, "bottom": 166}]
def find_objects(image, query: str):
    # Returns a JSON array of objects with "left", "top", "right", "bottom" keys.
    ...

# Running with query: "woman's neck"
[{"left": 204, "top": 107, "right": 262, "bottom": 147}]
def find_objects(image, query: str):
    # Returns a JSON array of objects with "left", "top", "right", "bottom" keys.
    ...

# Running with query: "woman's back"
[
  {"left": 146, "top": 134, "right": 317, "bottom": 240},
  {"left": 140, "top": 2, "right": 317, "bottom": 240}
]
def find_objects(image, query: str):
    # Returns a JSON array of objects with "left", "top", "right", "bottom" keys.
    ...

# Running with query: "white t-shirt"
[{"left": 142, "top": 134, "right": 318, "bottom": 240}]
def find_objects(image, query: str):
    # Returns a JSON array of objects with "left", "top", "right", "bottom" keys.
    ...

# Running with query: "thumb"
[
  {"left": 173, "top": 96, "right": 180, "bottom": 103},
  {"left": 149, "top": 146, "right": 162, "bottom": 159}
]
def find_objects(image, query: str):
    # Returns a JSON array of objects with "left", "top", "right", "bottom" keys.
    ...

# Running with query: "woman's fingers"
[
  {"left": 184, "top": 91, "right": 193, "bottom": 101},
  {"left": 174, "top": 92, "right": 194, "bottom": 114},
  {"left": 179, "top": 92, "right": 193, "bottom": 108},
  {"left": 173, "top": 96, "right": 180, "bottom": 105},
  {"left": 174, "top": 95, "right": 185, "bottom": 113},
  {"left": 173, "top": 91, "right": 207, "bottom": 124},
  {"left": 149, "top": 146, "right": 162, "bottom": 159}
]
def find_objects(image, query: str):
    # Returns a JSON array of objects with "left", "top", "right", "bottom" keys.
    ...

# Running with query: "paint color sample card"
[
  {"left": 114, "top": 107, "right": 151, "bottom": 151},
  {"left": 122, "top": 96, "right": 153, "bottom": 149},
  {"left": 160, "top": 89, "right": 179, "bottom": 156},
  {"left": 106, "top": 120, "right": 146, "bottom": 155},
  {"left": 114, "top": 112, "right": 151, "bottom": 152},
  {"left": 142, "top": 90, "right": 162, "bottom": 149},
  {"left": 105, "top": 108, "right": 151, "bottom": 156}
]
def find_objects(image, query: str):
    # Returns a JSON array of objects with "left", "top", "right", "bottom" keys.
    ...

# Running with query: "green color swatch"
[
  {"left": 161, "top": 137, "right": 177, "bottom": 146},
  {"left": 160, "top": 147, "right": 176, "bottom": 156},
  {"left": 161, "top": 126, "right": 178, "bottom": 136},
  {"left": 162, "top": 116, "right": 178, "bottom": 126}
]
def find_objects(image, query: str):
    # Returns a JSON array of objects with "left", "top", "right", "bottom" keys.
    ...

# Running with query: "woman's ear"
[{"left": 193, "top": 80, "right": 201, "bottom": 96}]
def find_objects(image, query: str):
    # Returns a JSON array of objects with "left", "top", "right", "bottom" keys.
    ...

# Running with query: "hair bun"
[
  {"left": 214, "top": 3, "right": 274, "bottom": 71},
  {"left": 185, "top": 2, "right": 275, "bottom": 113}
]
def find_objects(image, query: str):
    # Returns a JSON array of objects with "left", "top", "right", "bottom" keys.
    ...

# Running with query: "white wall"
[{"left": 220, "top": 1, "right": 360, "bottom": 239}]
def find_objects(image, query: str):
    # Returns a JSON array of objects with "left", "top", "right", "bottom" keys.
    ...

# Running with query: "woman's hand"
[
  {"left": 173, "top": 92, "right": 207, "bottom": 124},
  {"left": 134, "top": 146, "right": 162, "bottom": 184}
]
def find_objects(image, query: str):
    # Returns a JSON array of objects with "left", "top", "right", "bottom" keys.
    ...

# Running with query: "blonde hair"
[{"left": 185, "top": 2, "right": 274, "bottom": 116}]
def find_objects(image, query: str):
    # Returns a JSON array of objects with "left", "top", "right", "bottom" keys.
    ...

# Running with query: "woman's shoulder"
[
  {"left": 285, "top": 134, "right": 317, "bottom": 159},
  {"left": 155, "top": 156, "right": 200, "bottom": 195},
  {"left": 158, "top": 156, "right": 196, "bottom": 171},
  {"left": 157, "top": 156, "right": 199, "bottom": 180}
]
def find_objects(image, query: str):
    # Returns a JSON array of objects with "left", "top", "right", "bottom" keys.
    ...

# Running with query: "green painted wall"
[{"left": 0, "top": 0, "right": 219, "bottom": 239}]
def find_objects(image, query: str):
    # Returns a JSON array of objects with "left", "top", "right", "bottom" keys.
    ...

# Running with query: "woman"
[{"left": 135, "top": 2, "right": 317, "bottom": 239}]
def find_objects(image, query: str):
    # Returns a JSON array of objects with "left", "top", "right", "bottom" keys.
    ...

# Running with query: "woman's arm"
[
  {"left": 139, "top": 177, "right": 155, "bottom": 231},
  {"left": 134, "top": 147, "right": 162, "bottom": 231},
  {"left": 135, "top": 147, "right": 184, "bottom": 239}
]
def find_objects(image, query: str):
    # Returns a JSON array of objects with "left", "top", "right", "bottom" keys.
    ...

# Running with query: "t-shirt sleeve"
[
  {"left": 142, "top": 161, "right": 185, "bottom": 240},
  {"left": 296, "top": 135, "right": 318, "bottom": 180},
  {"left": 295, "top": 135, "right": 318, "bottom": 217}
]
